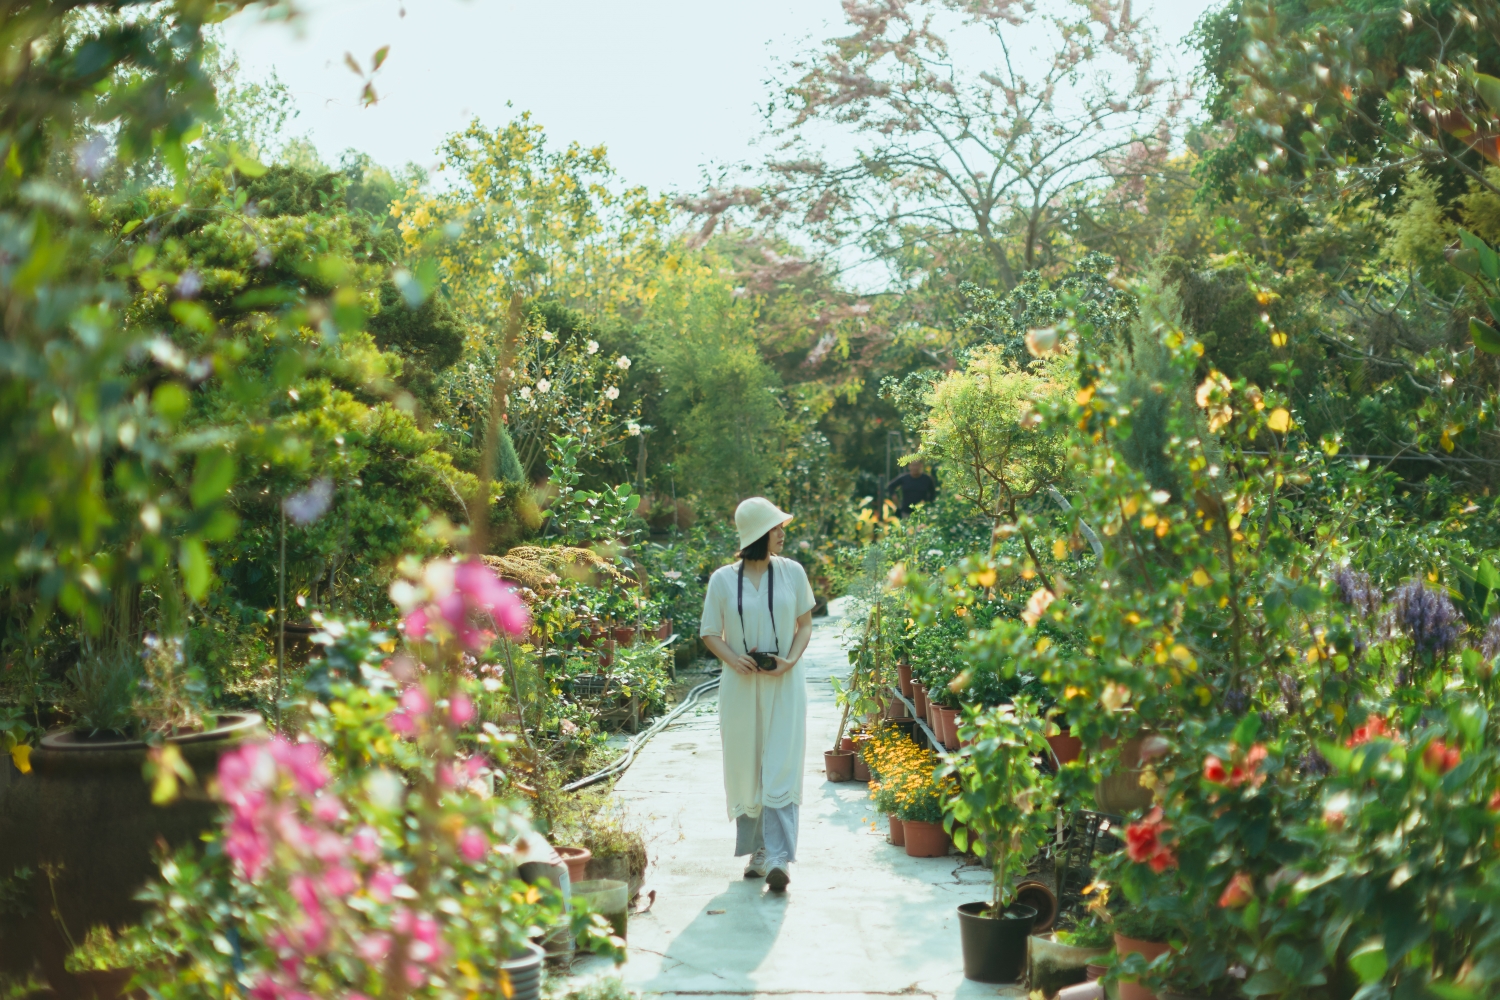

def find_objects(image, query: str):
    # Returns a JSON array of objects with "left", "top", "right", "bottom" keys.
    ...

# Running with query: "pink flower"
[
  {"left": 462, "top": 755, "right": 488, "bottom": 780},
  {"left": 367, "top": 869, "right": 403, "bottom": 903},
  {"left": 401, "top": 559, "right": 530, "bottom": 649},
  {"left": 459, "top": 828, "right": 488, "bottom": 863},
  {"left": 386, "top": 711, "right": 415, "bottom": 735},
  {"left": 310, "top": 795, "right": 342, "bottom": 823},
  {"left": 400, "top": 687, "right": 431, "bottom": 717},
  {"left": 351, "top": 825, "right": 381, "bottom": 863},
  {"left": 319, "top": 865, "right": 358, "bottom": 897},
  {"left": 449, "top": 693, "right": 475, "bottom": 726},
  {"left": 268, "top": 738, "right": 327, "bottom": 794},
  {"left": 355, "top": 933, "right": 391, "bottom": 963}
]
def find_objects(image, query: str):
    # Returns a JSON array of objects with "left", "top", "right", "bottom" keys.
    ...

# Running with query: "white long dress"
[{"left": 699, "top": 555, "right": 816, "bottom": 821}]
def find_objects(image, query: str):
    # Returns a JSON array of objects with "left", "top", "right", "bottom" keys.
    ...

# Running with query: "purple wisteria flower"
[
  {"left": 1392, "top": 580, "right": 1462, "bottom": 659},
  {"left": 1333, "top": 567, "right": 1381, "bottom": 617}
]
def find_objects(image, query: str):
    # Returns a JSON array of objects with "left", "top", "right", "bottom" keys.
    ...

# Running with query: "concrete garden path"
[{"left": 566, "top": 597, "right": 1028, "bottom": 1000}]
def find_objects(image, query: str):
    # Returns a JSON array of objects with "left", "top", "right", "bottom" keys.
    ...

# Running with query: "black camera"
[{"left": 750, "top": 652, "right": 779, "bottom": 671}]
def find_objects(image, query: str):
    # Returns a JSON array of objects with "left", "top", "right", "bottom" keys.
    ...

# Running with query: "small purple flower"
[
  {"left": 175, "top": 269, "right": 202, "bottom": 299},
  {"left": 1277, "top": 672, "right": 1301, "bottom": 715},
  {"left": 1392, "top": 580, "right": 1461, "bottom": 659},
  {"left": 283, "top": 478, "right": 334, "bottom": 526},
  {"left": 1334, "top": 567, "right": 1381, "bottom": 617},
  {"left": 1481, "top": 615, "right": 1500, "bottom": 662},
  {"left": 1298, "top": 748, "right": 1332, "bottom": 776},
  {"left": 1224, "top": 688, "right": 1250, "bottom": 716}
]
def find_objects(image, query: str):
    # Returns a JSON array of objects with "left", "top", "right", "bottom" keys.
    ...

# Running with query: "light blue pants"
[{"left": 735, "top": 804, "right": 799, "bottom": 868}]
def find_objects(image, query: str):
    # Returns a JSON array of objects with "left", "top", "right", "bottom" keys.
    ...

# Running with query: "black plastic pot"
[{"left": 957, "top": 901, "right": 1037, "bottom": 983}]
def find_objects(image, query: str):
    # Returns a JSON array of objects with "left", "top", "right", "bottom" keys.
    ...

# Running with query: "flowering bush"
[{"left": 123, "top": 560, "right": 619, "bottom": 1000}]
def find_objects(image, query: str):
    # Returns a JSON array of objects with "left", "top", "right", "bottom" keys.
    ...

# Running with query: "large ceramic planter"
[
  {"left": 957, "top": 902, "right": 1037, "bottom": 983},
  {"left": 1095, "top": 734, "right": 1154, "bottom": 814},
  {"left": 1030, "top": 932, "right": 1111, "bottom": 996},
  {"left": 887, "top": 814, "right": 905, "bottom": 846},
  {"left": 902, "top": 819, "right": 950, "bottom": 857},
  {"left": 1115, "top": 932, "right": 1172, "bottom": 1000},
  {"left": 825, "top": 749, "right": 854, "bottom": 782},
  {"left": 16, "top": 713, "right": 264, "bottom": 999},
  {"left": 1046, "top": 730, "right": 1083, "bottom": 766},
  {"left": 896, "top": 660, "right": 913, "bottom": 698}
]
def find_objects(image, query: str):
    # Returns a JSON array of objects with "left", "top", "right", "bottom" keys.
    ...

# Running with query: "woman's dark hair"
[{"left": 739, "top": 531, "right": 771, "bottom": 562}]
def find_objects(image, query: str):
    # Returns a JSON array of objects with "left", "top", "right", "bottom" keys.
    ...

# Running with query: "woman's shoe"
[
  {"left": 766, "top": 866, "right": 790, "bottom": 891},
  {"left": 743, "top": 849, "right": 768, "bottom": 878}
]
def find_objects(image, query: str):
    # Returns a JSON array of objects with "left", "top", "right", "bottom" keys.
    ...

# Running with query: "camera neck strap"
[{"left": 736, "top": 560, "right": 778, "bottom": 655}]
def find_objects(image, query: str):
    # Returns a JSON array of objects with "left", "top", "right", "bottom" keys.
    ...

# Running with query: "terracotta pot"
[
  {"left": 653, "top": 619, "right": 673, "bottom": 642},
  {"left": 824, "top": 749, "right": 855, "bottom": 782},
  {"left": 1114, "top": 932, "right": 1172, "bottom": 1000},
  {"left": 1015, "top": 878, "right": 1059, "bottom": 932},
  {"left": 612, "top": 626, "right": 636, "bottom": 647},
  {"left": 882, "top": 692, "right": 911, "bottom": 721},
  {"left": 598, "top": 639, "right": 615, "bottom": 668},
  {"left": 556, "top": 846, "right": 592, "bottom": 884},
  {"left": 912, "top": 682, "right": 928, "bottom": 718},
  {"left": 887, "top": 814, "right": 906, "bottom": 846},
  {"left": 1086, "top": 963, "right": 1109, "bottom": 982},
  {"left": 853, "top": 754, "right": 870, "bottom": 782},
  {"left": 896, "top": 660, "right": 913, "bottom": 698},
  {"left": 1046, "top": 731, "right": 1083, "bottom": 766},
  {"left": 840, "top": 736, "right": 856, "bottom": 753},
  {"left": 902, "top": 818, "right": 950, "bottom": 857},
  {"left": 935, "top": 706, "right": 960, "bottom": 749}
]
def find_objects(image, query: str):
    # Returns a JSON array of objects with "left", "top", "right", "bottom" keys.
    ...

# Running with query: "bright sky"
[{"left": 224, "top": 0, "right": 1222, "bottom": 197}]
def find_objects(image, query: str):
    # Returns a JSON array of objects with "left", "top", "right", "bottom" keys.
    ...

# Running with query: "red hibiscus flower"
[{"left": 1218, "top": 872, "right": 1254, "bottom": 909}]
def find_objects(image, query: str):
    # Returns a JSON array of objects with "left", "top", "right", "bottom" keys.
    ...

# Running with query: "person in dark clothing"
[{"left": 886, "top": 459, "right": 937, "bottom": 517}]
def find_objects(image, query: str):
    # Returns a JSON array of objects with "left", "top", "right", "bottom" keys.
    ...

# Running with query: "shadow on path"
[{"left": 642, "top": 879, "right": 789, "bottom": 993}]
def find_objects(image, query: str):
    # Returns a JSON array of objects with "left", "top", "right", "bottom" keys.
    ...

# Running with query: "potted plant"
[
  {"left": 1111, "top": 906, "right": 1176, "bottom": 1000},
  {"left": 942, "top": 700, "right": 1053, "bottom": 984},
  {"left": 894, "top": 766, "right": 954, "bottom": 858},
  {"left": 1031, "top": 907, "right": 1115, "bottom": 996}
]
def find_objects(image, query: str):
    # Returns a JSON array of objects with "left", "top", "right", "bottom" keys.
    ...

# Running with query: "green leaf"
[
  {"left": 190, "top": 450, "right": 235, "bottom": 508},
  {"left": 170, "top": 300, "right": 214, "bottom": 333},
  {"left": 1451, "top": 248, "right": 1481, "bottom": 277},
  {"left": 121, "top": 219, "right": 141, "bottom": 235},
  {"left": 1476, "top": 73, "right": 1500, "bottom": 112},
  {"left": 1348, "top": 939, "right": 1387, "bottom": 984},
  {"left": 1477, "top": 558, "right": 1500, "bottom": 592},
  {"left": 1487, "top": 298, "right": 1500, "bottom": 325},
  {"left": 229, "top": 146, "right": 267, "bottom": 178},
  {"left": 180, "top": 539, "right": 210, "bottom": 600},
  {"left": 151, "top": 383, "right": 190, "bottom": 423},
  {"left": 1233, "top": 712, "right": 1262, "bottom": 748},
  {"left": 1470, "top": 318, "right": 1500, "bottom": 354},
  {"left": 1428, "top": 980, "right": 1481, "bottom": 1000},
  {"left": 372, "top": 45, "right": 390, "bottom": 70}
]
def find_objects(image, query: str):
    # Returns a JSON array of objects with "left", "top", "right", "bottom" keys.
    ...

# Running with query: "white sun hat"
[{"left": 734, "top": 497, "right": 793, "bottom": 550}]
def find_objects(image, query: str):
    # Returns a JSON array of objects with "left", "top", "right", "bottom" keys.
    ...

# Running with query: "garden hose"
[{"left": 563, "top": 664, "right": 721, "bottom": 793}]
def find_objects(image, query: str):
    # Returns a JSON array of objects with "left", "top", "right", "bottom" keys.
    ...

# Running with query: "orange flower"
[
  {"left": 1422, "top": 739, "right": 1461, "bottom": 774},
  {"left": 1218, "top": 872, "right": 1254, "bottom": 909},
  {"left": 1346, "top": 714, "right": 1395, "bottom": 747},
  {"left": 1125, "top": 807, "right": 1177, "bottom": 872}
]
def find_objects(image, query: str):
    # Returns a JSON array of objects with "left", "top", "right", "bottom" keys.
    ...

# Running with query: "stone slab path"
[{"left": 566, "top": 598, "right": 1027, "bottom": 1000}]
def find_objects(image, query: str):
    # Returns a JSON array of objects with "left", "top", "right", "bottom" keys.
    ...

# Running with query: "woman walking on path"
[{"left": 699, "top": 497, "right": 816, "bottom": 892}]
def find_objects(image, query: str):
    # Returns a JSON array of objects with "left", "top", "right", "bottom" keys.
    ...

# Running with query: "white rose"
[
  {"left": 536, "top": 379, "right": 551, "bottom": 393},
  {"left": 518, "top": 386, "right": 532, "bottom": 401},
  {"left": 605, "top": 386, "right": 619, "bottom": 400},
  {"left": 616, "top": 356, "right": 631, "bottom": 370},
  {"left": 587, "top": 340, "right": 599, "bottom": 354},
  {"left": 627, "top": 422, "right": 641, "bottom": 436}
]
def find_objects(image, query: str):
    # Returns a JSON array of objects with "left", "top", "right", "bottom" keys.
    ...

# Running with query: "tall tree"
[{"left": 682, "top": 0, "right": 1177, "bottom": 290}]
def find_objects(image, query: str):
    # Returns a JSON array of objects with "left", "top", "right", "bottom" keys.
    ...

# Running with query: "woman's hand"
[
  {"left": 768, "top": 655, "right": 798, "bottom": 676},
  {"left": 727, "top": 652, "right": 759, "bottom": 676}
]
